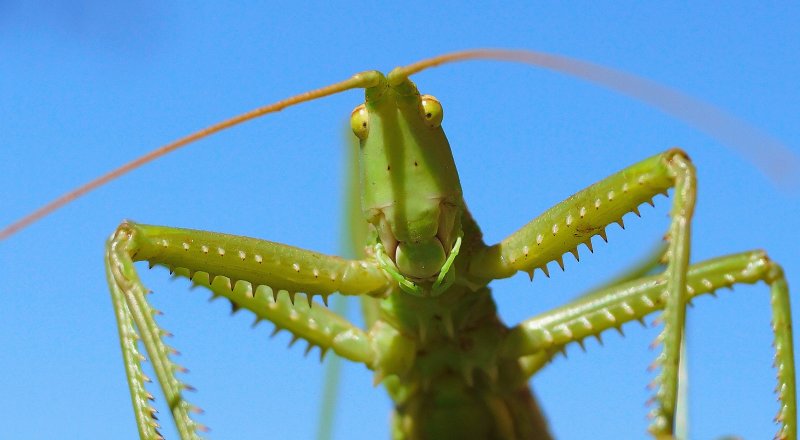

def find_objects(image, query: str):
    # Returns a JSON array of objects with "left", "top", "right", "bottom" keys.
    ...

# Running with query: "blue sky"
[{"left": 1, "top": 2, "right": 799, "bottom": 439}]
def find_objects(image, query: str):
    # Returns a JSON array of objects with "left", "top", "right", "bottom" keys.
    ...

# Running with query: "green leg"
[
  {"left": 467, "top": 149, "right": 686, "bottom": 281},
  {"left": 107, "top": 227, "right": 204, "bottom": 440},
  {"left": 107, "top": 263, "right": 161, "bottom": 439},
  {"left": 653, "top": 152, "right": 695, "bottom": 436},
  {"left": 468, "top": 149, "right": 697, "bottom": 436},
  {"left": 106, "top": 221, "right": 387, "bottom": 438},
  {"left": 503, "top": 251, "right": 795, "bottom": 440}
]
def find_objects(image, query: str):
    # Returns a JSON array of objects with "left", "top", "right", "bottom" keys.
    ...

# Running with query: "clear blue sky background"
[{"left": 1, "top": 2, "right": 798, "bottom": 439}]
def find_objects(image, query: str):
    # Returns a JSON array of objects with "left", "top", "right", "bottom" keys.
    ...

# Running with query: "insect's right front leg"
[
  {"left": 105, "top": 221, "right": 392, "bottom": 439},
  {"left": 469, "top": 149, "right": 697, "bottom": 436}
]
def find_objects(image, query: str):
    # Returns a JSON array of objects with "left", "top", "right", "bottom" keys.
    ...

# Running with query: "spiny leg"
[
  {"left": 106, "top": 221, "right": 390, "bottom": 439},
  {"left": 468, "top": 149, "right": 689, "bottom": 281},
  {"left": 108, "top": 265, "right": 161, "bottom": 439},
  {"left": 468, "top": 148, "right": 697, "bottom": 435},
  {"left": 656, "top": 151, "right": 695, "bottom": 435},
  {"left": 502, "top": 251, "right": 796, "bottom": 440},
  {"left": 107, "top": 229, "right": 203, "bottom": 440},
  {"left": 180, "top": 272, "right": 375, "bottom": 364}
]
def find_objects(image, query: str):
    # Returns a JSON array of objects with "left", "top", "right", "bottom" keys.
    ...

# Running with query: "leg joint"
[
  {"left": 736, "top": 249, "right": 786, "bottom": 285},
  {"left": 664, "top": 148, "right": 696, "bottom": 180},
  {"left": 760, "top": 251, "right": 786, "bottom": 284},
  {"left": 663, "top": 148, "right": 697, "bottom": 218}
]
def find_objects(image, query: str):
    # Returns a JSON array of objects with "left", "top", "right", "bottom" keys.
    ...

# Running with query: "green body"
[
  {"left": 356, "top": 72, "right": 550, "bottom": 437},
  {"left": 103, "top": 66, "right": 797, "bottom": 439}
]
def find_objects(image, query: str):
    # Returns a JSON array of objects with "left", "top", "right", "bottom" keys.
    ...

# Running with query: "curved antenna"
[
  {"left": 3, "top": 49, "right": 796, "bottom": 240},
  {"left": 0, "top": 72, "right": 381, "bottom": 241},
  {"left": 392, "top": 49, "right": 798, "bottom": 187}
]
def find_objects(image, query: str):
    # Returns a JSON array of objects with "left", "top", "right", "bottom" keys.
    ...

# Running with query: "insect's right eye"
[
  {"left": 350, "top": 104, "right": 369, "bottom": 140},
  {"left": 420, "top": 94, "right": 443, "bottom": 128}
]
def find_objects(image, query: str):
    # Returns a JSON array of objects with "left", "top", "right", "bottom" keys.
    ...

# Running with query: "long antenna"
[
  {"left": 391, "top": 49, "right": 798, "bottom": 186},
  {"left": 3, "top": 49, "right": 796, "bottom": 240},
  {"left": 0, "top": 72, "right": 379, "bottom": 240}
]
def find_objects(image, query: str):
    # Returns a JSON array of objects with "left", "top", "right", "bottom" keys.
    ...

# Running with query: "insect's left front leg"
[
  {"left": 106, "top": 221, "right": 391, "bottom": 439},
  {"left": 468, "top": 149, "right": 695, "bottom": 436}
]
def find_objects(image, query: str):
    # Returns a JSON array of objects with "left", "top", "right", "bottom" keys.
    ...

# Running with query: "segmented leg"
[
  {"left": 107, "top": 228, "right": 204, "bottom": 440},
  {"left": 502, "top": 251, "right": 796, "bottom": 439},
  {"left": 656, "top": 151, "right": 695, "bottom": 435},
  {"left": 468, "top": 148, "right": 696, "bottom": 435},
  {"left": 108, "top": 267, "right": 161, "bottom": 439},
  {"left": 106, "top": 221, "right": 390, "bottom": 438}
]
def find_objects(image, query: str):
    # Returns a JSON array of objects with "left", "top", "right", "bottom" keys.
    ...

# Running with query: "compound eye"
[
  {"left": 350, "top": 103, "right": 369, "bottom": 140},
  {"left": 420, "top": 95, "right": 443, "bottom": 128}
]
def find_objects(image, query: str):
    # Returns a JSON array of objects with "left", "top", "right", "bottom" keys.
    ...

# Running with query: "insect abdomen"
[
  {"left": 391, "top": 372, "right": 552, "bottom": 440},
  {"left": 380, "top": 285, "right": 553, "bottom": 439}
]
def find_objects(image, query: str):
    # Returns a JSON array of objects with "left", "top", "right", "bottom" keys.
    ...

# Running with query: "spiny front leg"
[
  {"left": 182, "top": 272, "right": 375, "bottom": 363},
  {"left": 502, "top": 251, "right": 796, "bottom": 439},
  {"left": 469, "top": 148, "right": 696, "bottom": 436},
  {"left": 106, "top": 221, "right": 391, "bottom": 439},
  {"left": 656, "top": 151, "right": 695, "bottom": 436},
  {"left": 467, "top": 149, "right": 689, "bottom": 281},
  {"left": 107, "top": 227, "right": 203, "bottom": 440}
]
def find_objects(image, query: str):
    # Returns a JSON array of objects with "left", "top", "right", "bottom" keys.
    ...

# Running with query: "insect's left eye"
[
  {"left": 420, "top": 95, "right": 443, "bottom": 128},
  {"left": 350, "top": 103, "right": 369, "bottom": 140}
]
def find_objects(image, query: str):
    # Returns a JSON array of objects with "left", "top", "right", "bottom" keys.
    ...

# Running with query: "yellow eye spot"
[
  {"left": 350, "top": 103, "right": 369, "bottom": 140},
  {"left": 420, "top": 94, "right": 443, "bottom": 128}
]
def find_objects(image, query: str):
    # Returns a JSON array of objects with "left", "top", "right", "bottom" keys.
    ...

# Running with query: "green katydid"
[{"left": 1, "top": 49, "right": 796, "bottom": 439}]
